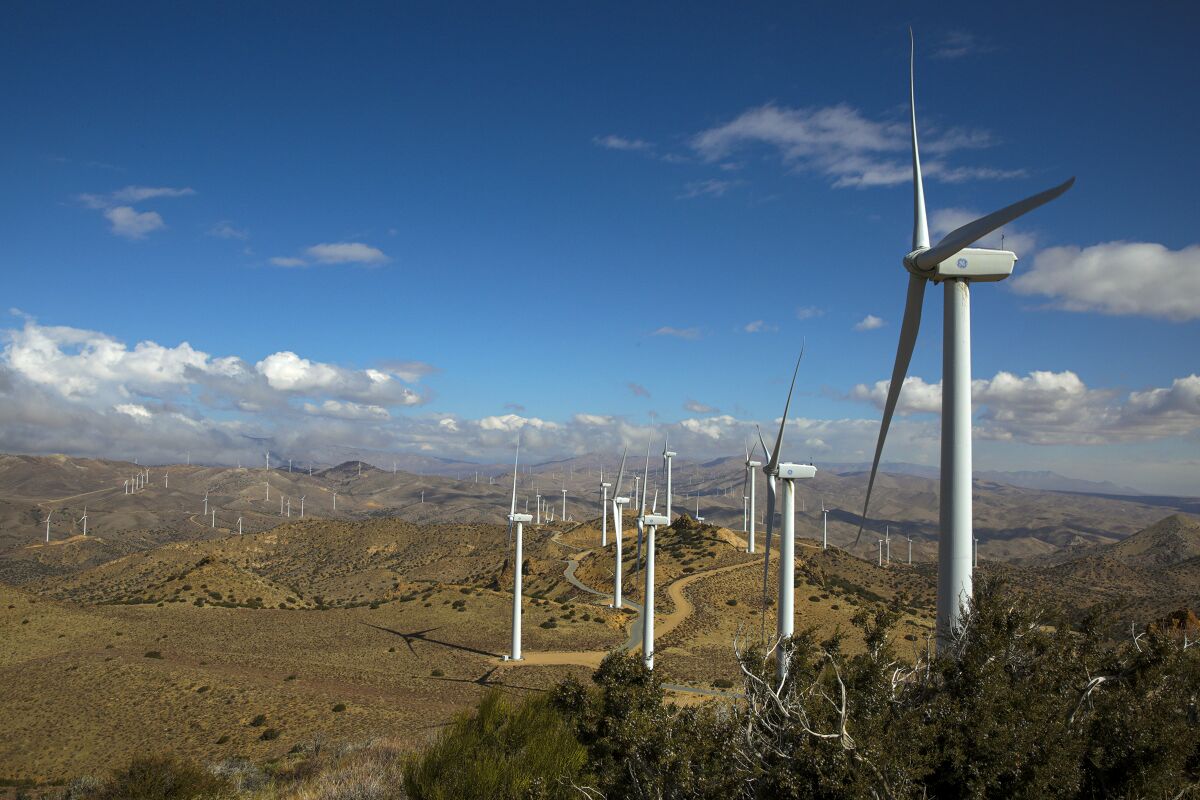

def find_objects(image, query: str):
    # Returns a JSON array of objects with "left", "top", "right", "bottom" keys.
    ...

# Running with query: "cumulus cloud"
[
  {"left": 679, "top": 179, "right": 735, "bottom": 199},
  {"left": 78, "top": 186, "right": 193, "bottom": 239},
  {"left": 743, "top": 320, "right": 777, "bottom": 334},
  {"left": 930, "top": 208, "right": 1037, "bottom": 255},
  {"left": 796, "top": 306, "right": 824, "bottom": 320},
  {"left": 593, "top": 134, "right": 651, "bottom": 151},
  {"left": 103, "top": 207, "right": 165, "bottom": 239},
  {"left": 855, "top": 314, "right": 885, "bottom": 331},
  {"left": 1010, "top": 242, "right": 1200, "bottom": 321},
  {"left": 850, "top": 369, "right": 1200, "bottom": 445},
  {"left": 684, "top": 399, "right": 719, "bottom": 414},
  {"left": 302, "top": 400, "right": 390, "bottom": 421},
  {"left": 690, "top": 103, "right": 1019, "bottom": 189},
  {"left": 932, "top": 30, "right": 995, "bottom": 60},
  {"left": 306, "top": 242, "right": 388, "bottom": 264},
  {"left": 269, "top": 256, "right": 307, "bottom": 267},
  {"left": 652, "top": 326, "right": 701, "bottom": 340},
  {"left": 207, "top": 221, "right": 249, "bottom": 240}
]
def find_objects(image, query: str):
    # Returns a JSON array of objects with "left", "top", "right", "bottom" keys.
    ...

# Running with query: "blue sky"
[{"left": 1, "top": 3, "right": 1198, "bottom": 493}]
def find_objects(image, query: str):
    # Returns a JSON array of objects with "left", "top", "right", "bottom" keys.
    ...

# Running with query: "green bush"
[
  {"left": 73, "top": 754, "right": 228, "bottom": 800},
  {"left": 404, "top": 689, "right": 585, "bottom": 799}
]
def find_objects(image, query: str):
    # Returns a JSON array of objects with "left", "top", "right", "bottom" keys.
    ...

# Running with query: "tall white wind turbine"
[
  {"left": 744, "top": 442, "right": 761, "bottom": 553},
  {"left": 758, "top": 350, "right": 817, "bottom": 680},
  {"left": 857, "top": 34, "right": 1073, "bottom": 647},
  {"left": 609, "top": 448, "right": 629, "bottom": 609},
  {"left": 80, "top": 507, "right": 87, "bottom": 537},
  {"left": 504, "top": 435, "right": 532, "bottom": 661},
  {"left": 44, "top": 510, "right": 52, "bottom": 543},
  {"left": 640, "top": 512, "right": 669, "bottom": 670},
  {"left": 662, "top": 438, "right": 675, "bottom": 522},
  {"left": 600, "top": 472, "right": 611, "bottom": 547}
]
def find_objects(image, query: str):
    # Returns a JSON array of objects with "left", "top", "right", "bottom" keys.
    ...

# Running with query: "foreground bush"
[
  {"left": 74, "top": 755, "right": 230, "bottom": 800},
  {"left": 402, "top": 690, "right": 585, "bottom": 799}
]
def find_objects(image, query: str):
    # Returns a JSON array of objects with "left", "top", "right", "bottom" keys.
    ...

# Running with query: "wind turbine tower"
[
  {"left": 758, "top": 351, "right": 816, "bottom": 681},
  {"left": 822, "top": 503, "right": 829, "bottom": 550},
  {"left": 80, "top": 507, "right": 87, "bottom": 537},
  {"left": 610, "top": 448, "right": 629, "bottom": 609},
  {"left": 640, "top": 513, "right": 670, "bottom": 669},
  {"left": 44, "top": 510, "right": 52, "bottom": 543},
  {"left": 600, "top": 480, "right": 611, "bottom": 546},
  {"left": 857, "top": 34, "right": 1073, "bottom": 647},
  {"left": 504, "top": 436, "right": 532, "bottom": 661},
  {"left": 662, "top": 441, "right": 675, "bottom": 521}
]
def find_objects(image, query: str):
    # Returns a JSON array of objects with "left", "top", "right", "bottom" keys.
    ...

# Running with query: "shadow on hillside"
[{"left": 361, "top": 622, "right": 501, "bottom": 659}]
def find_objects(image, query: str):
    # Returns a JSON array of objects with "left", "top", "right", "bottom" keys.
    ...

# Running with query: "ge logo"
[{"left": 956, "top": 258, "right": 968, "bottom": 269}]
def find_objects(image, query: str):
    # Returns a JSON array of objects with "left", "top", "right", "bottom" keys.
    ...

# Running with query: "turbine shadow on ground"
[{"left": 361, "top": 622, "right": 502, "bottom": 659}]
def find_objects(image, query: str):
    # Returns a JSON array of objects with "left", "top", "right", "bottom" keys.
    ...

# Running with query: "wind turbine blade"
[
  {"left": 766, "top": 344, "right": 804, "bottom": 474},
  {"left": 756, "top": 426, "right": 770, "bottom": 463},
  {"left": 760, "top": 473, "right": 776, "bottom": 640},
  {"left": 509, "top": 434, "right": 520, "bottom": 518},
  {"left": 613, "top": 447, "right": 627, "bottom": 497},
  {"left": 910, "top": 28, "right": 929, "bottom": 251},
  {"left": 640, "top": 436, "right": 652, "bottom": 514},
  {"left": 856, "top": 273, "right": 926, "bottom": 547},
  {"left": 914, "top": 178, "right": 1075, "bottom": 269}
]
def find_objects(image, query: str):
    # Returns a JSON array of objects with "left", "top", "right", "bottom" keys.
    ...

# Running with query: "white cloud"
[
  {"left": 627, "top": 382, "right": 651, "bottom": 398},
  {"left": 104, "top": 206, "right": 165, "bottom": 239},
  {"left": 78, "top": 185, "right": 192, "bottom": 239},
  {"left": 932, "top": 30, "right": 995, "bottom": 60},
  {"left": 679, "top": 179, "right": 735, "bottom": 199},
  {"left": 305, "top": 242, "right": 388, "bottom": 265},
  {"left": 1010, "top": 242, "right": 1200, "bottom": 321},
  {"left": 479, "top": 414, "right": 558, "bottom": 432},
  {"left": 110, "top": 186, "right": 195, "bottom": 203},
  {"left": 573, "top": 413, "right": 613, "bottom": 426},
  {"left": 302, "top": 400, "right": 390, "bottom": 421},
  {"left": 114, "top": 403, "right": 151, "bottom": 419},
  {"left": 269, "top": 256, "right": 307, "bottom": 267},
  {"left": 255, "top": 351, "right": 421, "bottom": 406},
  {"left": 690, "top": 103, "right": 1020, "bottom": 189},
  {"left": 652, "top": 326, "right": 701, "bottom": 340},
  {"left": 931, "top": 208, "right": 1036, "bottom": 254},
  {"left": 207, "top": 221, "right": 249, "bottom": 240},
  {"left": 743, "top": 320, "right": 776, "bottom": 333},
  {"left": 684, "top": 399, "right": 719, "bottom": 414},
  {"left": 795, "top": 306, "right": 824, "bottom": 320},
  {"left": 851, "top": 369, "right": 1200, "bottom": 445},
  {"left": 593, "top": 134, "right": 651, "bottom": 151},
  {"left": 854, "top": 314, "right": 885, "bottom": 331}
]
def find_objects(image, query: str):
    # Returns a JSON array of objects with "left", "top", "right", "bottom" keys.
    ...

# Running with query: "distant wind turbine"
[
  {"left": 504, "top": 435, "right": 532, "bottom": 662},
  {"left": 662, "top": 439, "right": 676, "bottom": 521},
  {"left": 758, "top": 349, "right": 817, "bottom": 681},
  {"left": 79, "top": 507, "right": 88, "bottom": 537},
  {"left": 44, "top": 510, "right": 52, "bottom": 543},
  {"left": 610, "top": 448, "right": 629, "bottom": 609}
]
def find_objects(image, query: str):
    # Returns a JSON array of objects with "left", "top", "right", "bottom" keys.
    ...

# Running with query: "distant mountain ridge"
[{"left": 821, "top": 461, "right": 1145, "bottom": 496}]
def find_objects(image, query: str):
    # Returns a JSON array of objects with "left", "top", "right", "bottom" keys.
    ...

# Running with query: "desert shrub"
[
  {"left": 248, "top": 714, "right": 267, "bottom": 727},
  {"left": 404, "top": 689, "right": 585, "bottom": 800},
  {"left": 431, "top": 669, "right": 444, "bottom": 677},
  {"left": 539, "top": 620, "right": 557, "bottom": 629},
  {"left": 207, "top": 759, "right": 265, "bottom": 792},
  {"left": 332, "top": 703, "right": 347, "bottom": 713},
  {"left": 143, "top": 651, "right": 163, "bottom": 659},
  {"left": 713, "top": 678, "right": 735, "bottom": 689},
  {"left": 74, "top": 755, "right": 228, "bottom": 800},
  {"left": 259, "top": 728, "right": 280, "bottom": 741},
  {"left": 726, "top": 598, "right": 738, "bottom": 606}
]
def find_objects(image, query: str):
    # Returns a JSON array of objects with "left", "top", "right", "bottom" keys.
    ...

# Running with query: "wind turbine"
[
  {"left": 600, "top": 474, "right": 611, "bottom": 547},
  {"left": 299, "top": 495, "right": 305, "bottom": 518},
  {"left": 43, "top": 510, "right": 52, "bottom": 543},
  {"left": 640, "top": 512, "right": 669, "bottom": 670},
  {"left": 908, "top": 535, "right": 913, "bottom": 565},
  {"left": 265, "top": 451, "right": 271, "bottom": 501},
  {"left": 744, "top": 440, "right": 761, "bottom": 553},
  {"left": 504, "top": 435, "right": 531, "bottom": 661},
  {"left": 758, "top": 350, "right": 817, "bottom": 681},
  {"left": 79, "top": 507, "right": 87, "bottom": 537},
  {"left": 856, "top": 34, "right": 1073, "bottom": 646},
  {"left": 821, "top": 502, "right": 829, "bottom": 550},
  {"left": 662, "top": 439, "right": 675, "bottom": 521},
  {"left": 332, "top": 491, "right": 338, "bottom": 511},
  {"left": 635, "top": 436, "right": 652, "bottom": 575},
  {"left": 203, "top": 490, "right": 209, "bottom": 517},
  {"left": 609, "top": 448, "right": 629, "bottom": 609},
  {"left": 237, "top": 516, "right": 243, "bottom": 535}
]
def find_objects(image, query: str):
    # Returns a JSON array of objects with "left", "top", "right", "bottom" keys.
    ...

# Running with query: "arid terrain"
[{"left": 1, "top": 454, "right": 1197, "bottom": 784}]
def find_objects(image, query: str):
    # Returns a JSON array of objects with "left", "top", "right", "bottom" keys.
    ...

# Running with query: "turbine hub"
[{"left": 903, "top": 249, "right": 935, "bottom": 276}]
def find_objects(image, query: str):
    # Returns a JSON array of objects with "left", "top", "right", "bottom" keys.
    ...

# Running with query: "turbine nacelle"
[
  {"left": 904, "top": 247, "right": 1017, "bottom": 282},
  {"left": 614, "top": 496, "right": 631, "bottom": 505},
  {"left": 778, "top": 463, "right": 817, "bottom": 480},
  {"left": 643, "top": 514, "right": 669, "bottom": 527},
  {"left": 508, "top": 513, "right": 532, "bottom": 523}
]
